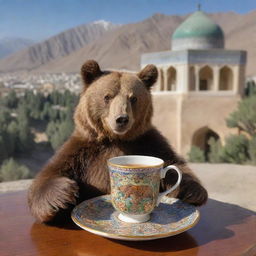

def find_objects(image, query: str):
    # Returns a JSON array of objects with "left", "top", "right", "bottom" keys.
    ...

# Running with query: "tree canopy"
[
  {"left": 226, "top": 95, "right": 256, "bottom": 137},
  {"left": 0, "top": 89, "right": 79, "bottom": 166}
]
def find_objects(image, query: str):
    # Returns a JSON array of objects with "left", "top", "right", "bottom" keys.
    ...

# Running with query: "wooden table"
[{"left": 0, "top": 191, "right": 255, "bottom": 256}]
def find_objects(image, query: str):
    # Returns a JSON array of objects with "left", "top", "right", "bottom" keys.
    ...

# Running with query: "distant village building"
[
  {"left": 41, "top": 83, "right": 55, "bottom": 94},
  {"left": 141, "top": 10, "right": 247, "bottom": 157}
]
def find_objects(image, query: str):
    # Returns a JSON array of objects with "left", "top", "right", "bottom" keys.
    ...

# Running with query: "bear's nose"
[{"left": 116, "top": 115, "right": 129, "bottom": 126}]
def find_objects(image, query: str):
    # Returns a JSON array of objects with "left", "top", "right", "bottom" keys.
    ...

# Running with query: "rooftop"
[{"left": 172, "top": 11, "right": 225, "bottom": 50}]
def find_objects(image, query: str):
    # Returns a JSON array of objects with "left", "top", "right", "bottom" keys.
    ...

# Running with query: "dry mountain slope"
[
  {"left": 218, "top": 11, "right": 256, "bottom": 76},
  {"left": 0, "top": 37, "right": 34, "bottom": 59},
  {"left": 0, "top": 20, "right": 118, "bottom": 73},
  {"left": 0, "top": 11, "right": 256, "bottom": 75},
  {"left": 36, "top": 14, "right": 183, "bottom": 73},
  {"left": 35, "top": 11, "right": 256, "bottom": 75}
]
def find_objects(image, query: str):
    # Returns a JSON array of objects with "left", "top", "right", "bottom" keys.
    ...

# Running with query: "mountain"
[
  {"left": 210, "top": 11, "right": 256, "bottom": 76},
  {"left": 33, "top": 14, "right": 182, "bottom": 73},
  {"left": 0, "top": 12, "right": 256, "bottom": 76},
  {"left": 34, "top": 11, "right": 256, "bottom": 76},
  {"left": 0, "top": 20, "right": 118, "bottom": 73},
  {"left": 0, "top": 37, "right": 34, "bottom": 59}
]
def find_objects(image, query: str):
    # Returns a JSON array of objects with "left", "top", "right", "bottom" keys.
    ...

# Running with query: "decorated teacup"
[{"left": 108, "top": 155, "right": 182, "bottom": 223}]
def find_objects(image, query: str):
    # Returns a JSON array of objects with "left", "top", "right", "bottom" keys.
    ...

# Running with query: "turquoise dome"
[{"left": 172, "top": 11, "right": 224, "bottom": 50}]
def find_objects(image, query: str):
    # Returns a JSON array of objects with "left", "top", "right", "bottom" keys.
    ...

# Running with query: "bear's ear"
[
  {"left": 81, "top": 60, "right": 102, "bottom": 87},
  {"left": 137, "top": 64, "right": 158, "bottom": 89}
]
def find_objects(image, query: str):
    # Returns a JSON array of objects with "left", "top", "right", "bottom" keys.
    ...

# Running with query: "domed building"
[
  {"left": 172, "top": 10, "right": 224, "bottom": 50},
  {"left": 141, "top": 10, "right": 247, "bottom": 157}
]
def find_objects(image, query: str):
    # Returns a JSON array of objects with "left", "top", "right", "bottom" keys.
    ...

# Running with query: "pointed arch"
[
  {"left": 167, "top": 66, "right": 177, "bottom": 91},
  {"left": 199, "top": 66, "right": 213, "bottom": 90},
  {"left": 219, "top": 66, "right": 233, "bottom": 90},
  {"left": 192, "top": 126, "right": 220, "bottom": 158}
]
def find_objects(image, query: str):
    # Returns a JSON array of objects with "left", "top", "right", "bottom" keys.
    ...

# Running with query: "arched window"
[
  {"left": 167, "top": 66, "right": 176, "bottom": 91},
  {"left": 192, "top": 126, "right": 220, "bottom": 160},
  {"left": 189, "top": 66, "right": 196, "bottom": 91},
  {"left": 219, "top": 66, "right": 233, "bottom": 90},
  {"left": 153, "top": 68, "right": 164, "bottom": 92},
  {"left": 159, "top": 69, "right": 164, "bottom": 91},
  {"left": 199, "top": 66, "right": 213, "bottom": 91}
]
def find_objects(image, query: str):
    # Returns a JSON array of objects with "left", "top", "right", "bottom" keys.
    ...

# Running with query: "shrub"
[
  {"left": 0, "top": 158, "right": 32, "bottom": 182},
  {"left": 248, "top": 136, "right": 256, "bottom": 164},
  {"left": 208, "top": 137, "right": 223, "bottom": 163},
  {"left": 245, "top": 80, "right": 256, "bottom": 97},
  {"left": 188, "top": 146, "right": 205, "bottom": 163},
  {"left": 220, "top": 135, "right": 250, "bottom": 164},
  {"left": 226, "top": 95, "right": 256, "bottom": 137}
]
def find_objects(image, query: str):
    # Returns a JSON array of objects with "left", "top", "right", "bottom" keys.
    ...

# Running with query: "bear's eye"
[
  {"left": 104, "top": 95, "right": 111, "bottom": 104},
  {"left": 130, "top": 96, "right": 137, "bottom": 104}
]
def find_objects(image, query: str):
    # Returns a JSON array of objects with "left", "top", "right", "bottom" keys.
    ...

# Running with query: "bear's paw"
[
  {"left": 177, "top": 181, "right": 208, "bottom": 206},
  {"left": 29, "top": 177, "right": 79, "bottom": 222}
]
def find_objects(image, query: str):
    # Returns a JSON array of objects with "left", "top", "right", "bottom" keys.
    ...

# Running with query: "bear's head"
[{"left": 74, "top": 60, "right": 158, "bottom": 141}]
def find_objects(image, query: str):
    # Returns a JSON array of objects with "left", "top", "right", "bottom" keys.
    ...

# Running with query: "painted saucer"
[{"left": 71, "top": 195, "right": 200, "bottom": 241}]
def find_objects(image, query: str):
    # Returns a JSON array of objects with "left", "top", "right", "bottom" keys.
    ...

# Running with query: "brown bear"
[
  {"left": 28, "top": 60, "right": 208, "bottom": 224},
  {"left": 119, "top": 185, "right": 153, "bottom": 202},
  {"left": 118, "top": 185, "right": 154, "bottom": 212}
]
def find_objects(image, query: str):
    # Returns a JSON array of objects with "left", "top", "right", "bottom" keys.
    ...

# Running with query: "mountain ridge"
[
  {"left": 0, "top": 11, "right": 255, "bottom": 76},
  {"left": 0, "top": 37, "right": 35, "bottom": 59},
  {"left": 0, "top": 20, "right": 118, "bottom": 73}
]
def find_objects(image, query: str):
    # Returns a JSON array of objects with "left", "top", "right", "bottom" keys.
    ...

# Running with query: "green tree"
[
  {"left": 0, "top": 109, "right": 12, "bottom": 130},
  {"left": 0, "top": 158, "right": 32, "bottom": 182},
  {"left": 0, "top": 88, "right": 78, "bottom": 158},
  {"left": 50, "top": 90, "right": 62, "bottom": 105},
  {"left": 46, "top": 118, "right": 74, "bottom": 150},
  {"left": 0, "top": 128, "right": 16, "bottom": 161},
  {"left": 46, "top": 121, "right": 57, "bottom": 139},
  {"left": 18, "top": 124, "right": 34, "bottom": 151},
  {"left": 0, "top": 133, "right": 8, "bottom": 162},
  {"left": 208, "top": 137, "right": 223, "bottom": 163},
  {"left": 40, "top": 102, "right": 51, "bottom": 121},
  {"left": 16, "top": 104, "right": 34, "bottom": 152},
  {"left": 6, "top": 121, "right": 19, "bottom": 156},
  {"left": 59, "top": 119, "right": 74, "bottom": 140},
  {"left": 17, "top": 102, "right": 30, "bottom": 123},
  {"left": 3, "top": 90, "right": 18, "bottom": 108},
  {"left": 188, "top": 146, "right": 205, "bottom": 163},
  {"left": 226, "top": 95, "right": 256, "bottom": 137},
  {"left": 49, "top": 108, "right": 60, "bottom": 121},
  {"left": 248, "top": 136, "right": 256, "bottom": 164},
  {"left": 220, "top": 135, "right": 250, "bottom": 164},
  {"left": 63, "top": 89, "right": 72, "bottom": 106},
  {"left": 245, "top": 80, "right": 256, "bottom": 97},
  {"left": 0, "top": 109, "right": 15, "bottom": 162},
  {"left": 28, "top": 92, "right": 44, "bottom": 120}
]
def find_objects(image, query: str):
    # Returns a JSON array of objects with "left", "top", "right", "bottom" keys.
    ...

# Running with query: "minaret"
[{"left": 197, "top": 3, "right": 201, "bottom": 11}]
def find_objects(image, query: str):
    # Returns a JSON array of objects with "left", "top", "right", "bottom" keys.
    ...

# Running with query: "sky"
[{"left": 0, "top": 0, "right": 255, "bottom": 41}]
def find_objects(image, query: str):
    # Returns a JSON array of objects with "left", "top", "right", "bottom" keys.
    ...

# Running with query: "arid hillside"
[{"left": 0, "top": 11, "right": 255, "bottom": 75}]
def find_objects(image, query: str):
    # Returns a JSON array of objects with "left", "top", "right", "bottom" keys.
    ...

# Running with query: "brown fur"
[{"left": 28, "top": 60, "right": 208, "bottom": 224}]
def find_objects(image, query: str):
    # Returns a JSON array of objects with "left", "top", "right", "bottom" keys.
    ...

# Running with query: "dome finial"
[{"left": 197, "top": 2, "right": 201, "bottom": 11}]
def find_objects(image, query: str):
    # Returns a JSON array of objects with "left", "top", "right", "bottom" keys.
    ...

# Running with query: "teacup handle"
[{"left": 157, "top": 165, "right": 182, "bottom": 206}]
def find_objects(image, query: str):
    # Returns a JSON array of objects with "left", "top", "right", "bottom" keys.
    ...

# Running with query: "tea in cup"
[{"left": 108, "top": 155, "right": 182, "bottom": 223}]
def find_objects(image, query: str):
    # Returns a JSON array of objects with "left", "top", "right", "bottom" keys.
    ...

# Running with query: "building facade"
[{"left": 141, "top": 10, "right": 247, "bottom": 157}]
